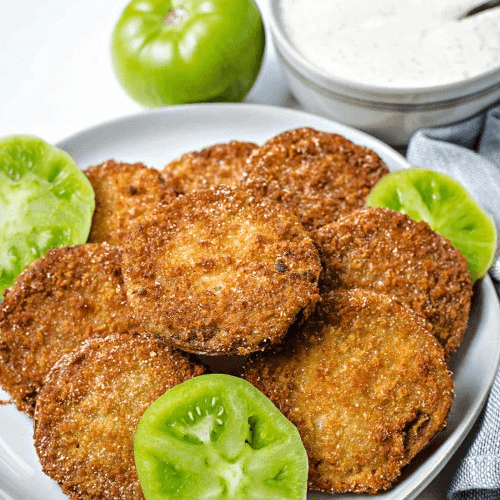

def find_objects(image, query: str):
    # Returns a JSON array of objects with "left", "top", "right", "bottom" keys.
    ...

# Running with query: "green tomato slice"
[
  {"left": 366, "top": 168, "right": 497, "bottom": 282},
  {"left": 134, "top": 374, "right": 308, "bottom": 500},
  {"left": 0, "top": 135, "right": 95, "bottom": 295}
]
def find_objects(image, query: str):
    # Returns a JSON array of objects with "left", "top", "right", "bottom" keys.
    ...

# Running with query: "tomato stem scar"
[{"left": 164, "top": 8, "right": 187, "bottom": 26}]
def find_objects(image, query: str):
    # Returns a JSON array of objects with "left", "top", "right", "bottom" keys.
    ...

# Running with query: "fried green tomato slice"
[
  {"left": 34, "top": 332, "right": 205, "bottom": 500},
  {"left": 85, "top": 160, "right": 175, "bottom": 245},
  {"left": 134, "top": 374, "right": 308, "bottom": 500},
  {"left": 0, "top": 135, "right": 94, "bottom": 296},
  {"left": 122, "top": 186, "right": 321, "bottom": 356},
  {"left": 0, "top": 243, "right": 140, "bottom": 416},
  {"left": 366, "top": 168, "right": 497, "bottom": 281},
  {"left": 315, "top": 206, "right": 473, "bottom": 358},
  {"left": 241, "top": 127, "right": 389, "bottom": 232},
  {"left": 162, "top": 141, "right": 258, "bottom": 194},
  {"left": 243, "top": 289, "right": 454, "bottom": 494}
]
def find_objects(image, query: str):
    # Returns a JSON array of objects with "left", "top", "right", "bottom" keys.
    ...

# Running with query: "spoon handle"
[{"left": 459, "top": 0, "right": 500, "bottom": 20}]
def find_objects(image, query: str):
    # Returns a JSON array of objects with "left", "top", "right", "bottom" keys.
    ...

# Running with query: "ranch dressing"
[{"left": 279, "top": 0, "right": 500, "bottom": 88}]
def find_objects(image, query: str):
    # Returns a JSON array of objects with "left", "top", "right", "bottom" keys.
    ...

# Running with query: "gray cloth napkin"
[{"left": 406, "top": 102, "right": 500, "bottom": 500}]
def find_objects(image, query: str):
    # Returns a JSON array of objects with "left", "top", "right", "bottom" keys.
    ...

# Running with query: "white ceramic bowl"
[{"left": 269, "top": 0, "right": 500, "bottom": 147}]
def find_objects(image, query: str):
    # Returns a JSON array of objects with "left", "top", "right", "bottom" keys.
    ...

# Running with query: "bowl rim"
[
  {"left": 269, "top": 0, "right": 500, "bottom": 99},
  {"left": 277, "top": 50, "right": 500, "bottom": 112}
]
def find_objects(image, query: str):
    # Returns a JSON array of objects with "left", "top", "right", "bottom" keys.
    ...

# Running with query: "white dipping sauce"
[{"left": 279, "top": 0, "right": 500, "bottom": 88}]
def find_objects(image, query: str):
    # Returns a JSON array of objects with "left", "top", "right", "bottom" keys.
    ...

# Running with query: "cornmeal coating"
[
  {"left": 243, "top": 289, "right": 454, "bottom": 494},
  {"left": 122, "top": 186, "right": 321, "bottom": 356},
  {"left": 315, "top": 207, "right": 473, "bottom": 357},
  {"left": 34, "top": 332, "right": 205, "bottom": 500},
  {"left": 162, "top": 141, "right": 258, "bottom": 193},
  {"left": 85, "top": 160, "right": 175, "bottom": 245},
  {"left": 241, "top": 127, "right": 389, "bottom": 232},
  {"left": 0, "top": 243, "right": 140, "bottom": 416}
]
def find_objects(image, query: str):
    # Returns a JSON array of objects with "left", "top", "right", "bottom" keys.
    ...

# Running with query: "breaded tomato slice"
[
  {"left": 0, "top": 243, "right": 140, "bottom": 415},
  {"left": 85, "top": 160, "right": 175, "bottom": 245},
  {"left": 122, "top": 186, "right": 321, "bottom": 356},
  {"left": 243, "top": 289, "right": 454, "bottom": 494},
  {"left": 315, "top": 206, "right": 473, "bottom": 357},
  {"left": 162, "top": 141, "right": 257, "bottom": 193},
  {"left": 241, "top": 127, "right": 389, "bottom": 232},
  {"left": 34, "top": 332, "right": 205, "bottom": 500}
]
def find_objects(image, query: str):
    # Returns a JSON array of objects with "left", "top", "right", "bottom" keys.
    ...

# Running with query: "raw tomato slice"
[
  {"left": 134, "top": 374, "right": 308, "bottom": 500},
  {"left": 0, "top": 135, "right": 94, "bottom": 296}
]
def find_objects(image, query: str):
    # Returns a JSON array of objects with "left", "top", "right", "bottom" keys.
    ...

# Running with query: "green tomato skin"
[{"left": 111, "top": 0, "right": 266, "bottom": 106}]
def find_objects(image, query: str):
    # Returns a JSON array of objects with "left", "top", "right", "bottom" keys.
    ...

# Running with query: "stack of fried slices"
[{"left": 0, "top": 127, "right": 472, "bottom": 498}]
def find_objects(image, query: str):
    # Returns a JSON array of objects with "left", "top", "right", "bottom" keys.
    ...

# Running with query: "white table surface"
[{"left": 0, "top": 0, "right": 473, "bottom": 498}]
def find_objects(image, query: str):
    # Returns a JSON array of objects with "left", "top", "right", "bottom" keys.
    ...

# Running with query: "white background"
[
  {"left": 0, "top": 0, "right": 474, "bottom": 498},
  {"left": 0, "top": 0, "right": 297, "bottom": 144}
]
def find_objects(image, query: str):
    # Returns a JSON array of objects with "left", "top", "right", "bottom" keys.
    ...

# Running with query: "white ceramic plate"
[{"left": 1, "top": 104, "right": 499, "bottom": 500}]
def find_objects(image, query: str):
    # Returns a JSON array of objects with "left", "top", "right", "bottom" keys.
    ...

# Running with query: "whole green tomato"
[{"left": 111, "top": 0, "right": 266, "bottom": 107}]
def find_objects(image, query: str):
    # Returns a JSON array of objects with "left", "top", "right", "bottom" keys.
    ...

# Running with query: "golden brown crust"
[
  {"left": 315, "top": 206, "right": 473, "bottom": 357},
  {"left": 0, "top": 243, "right": 140, "bottom": 416},
  {"left": 85, "top": 160, "right": 175, "bottom": 245},
  {"left": 34, "top": 332, "right": 205, "bottom": 500},
  {"left": 122, "top": 186, "right": 321, "bottom": 356},
  {"left": 241, "top": 127, "right": 389, "bottom": 232},
  {"left": 162, "top": 141, "right": 258, "bottom": 193},
  {"left": 243, "top": 288, "right": 454, "bottom": 494}
]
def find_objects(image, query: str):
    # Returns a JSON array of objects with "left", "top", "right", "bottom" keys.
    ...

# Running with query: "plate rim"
[{"left": 55, "top": 103, "right": 409, "bottom": 169}]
